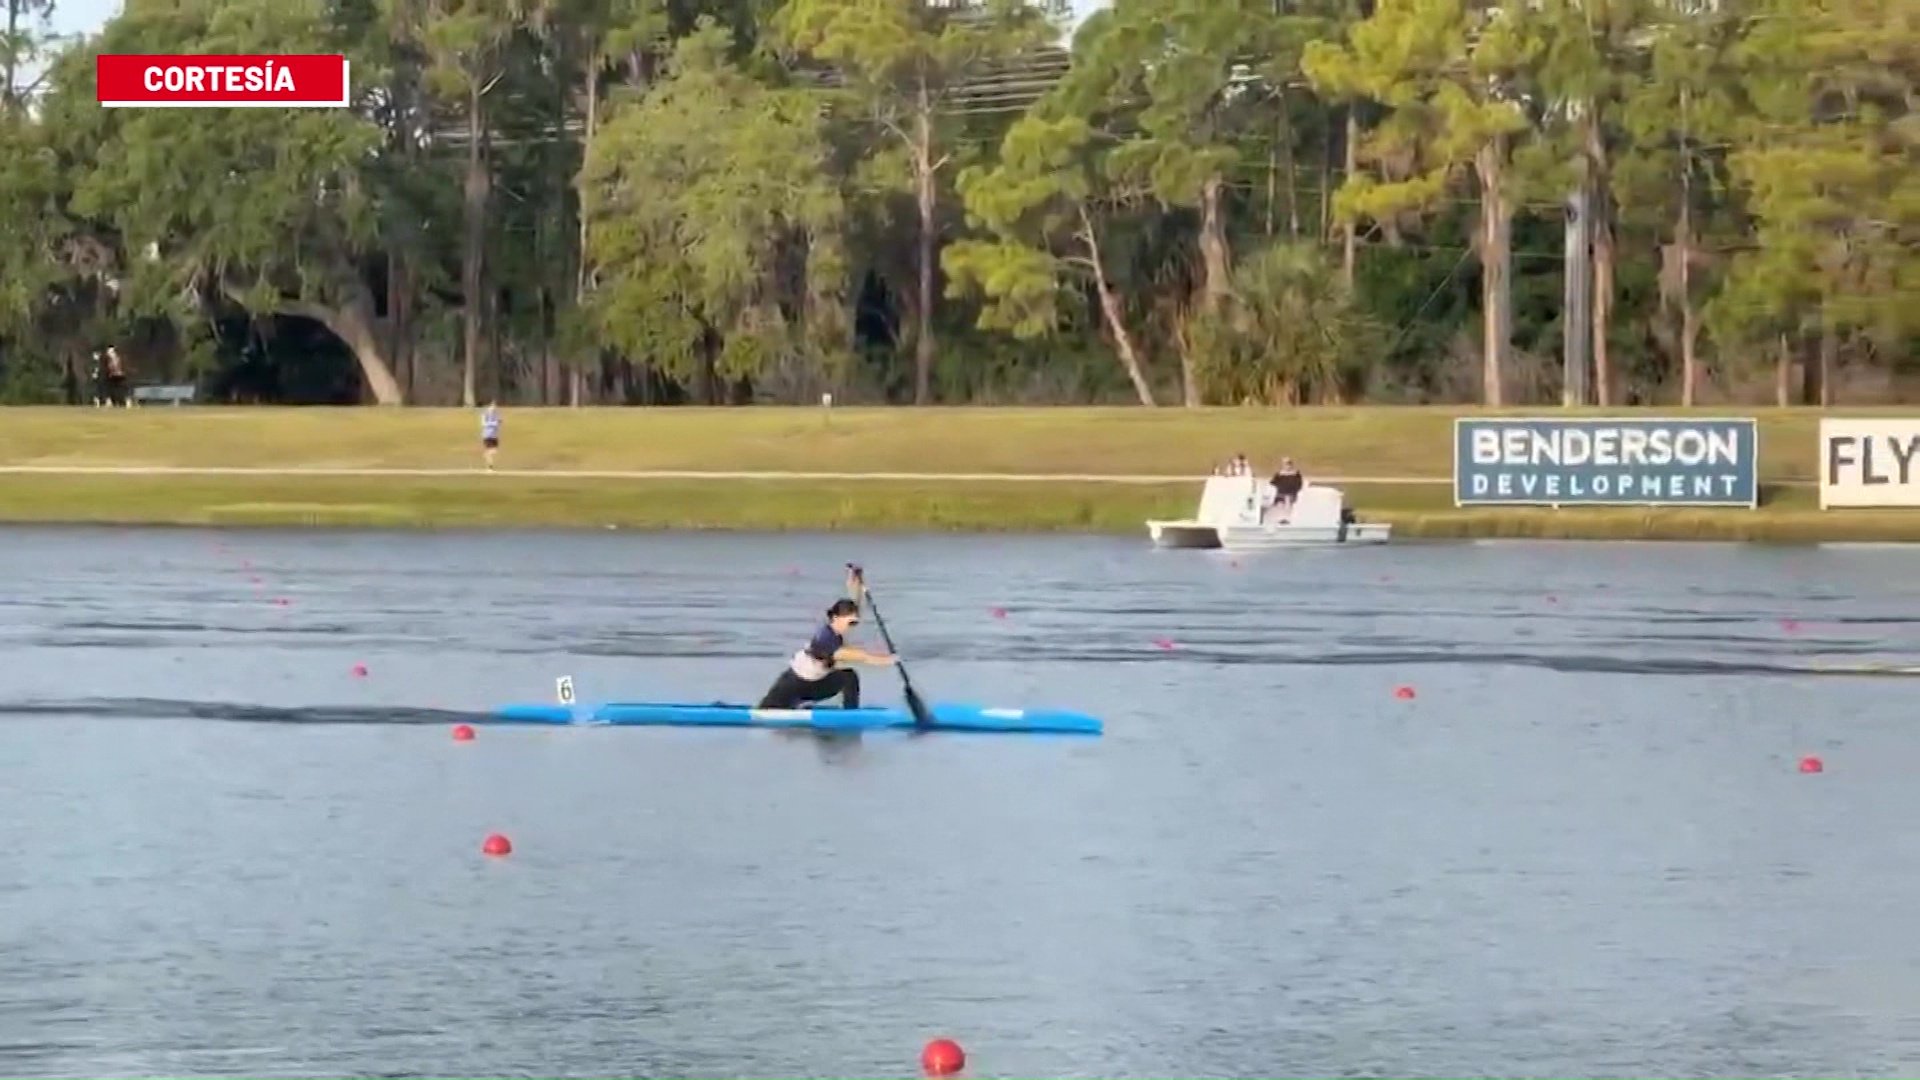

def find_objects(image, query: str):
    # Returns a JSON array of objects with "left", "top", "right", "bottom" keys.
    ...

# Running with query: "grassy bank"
[
  {"left": 2, "top": 473, "right": 1916, "bottom": 540},
  {"left": 1, "top": 406, "right": 1916, "bottom": 540},
  {"left": 0, "top": 404, "right": 1903, "bottom": 478}
]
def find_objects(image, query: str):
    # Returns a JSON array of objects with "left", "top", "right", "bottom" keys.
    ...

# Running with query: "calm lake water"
[{"left": 3, "top": 527, "right": 1920, "bottom": 1079}]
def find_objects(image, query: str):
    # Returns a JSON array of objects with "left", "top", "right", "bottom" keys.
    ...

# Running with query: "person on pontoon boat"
[
  {"left": 1264, "top": 458, "right": 1305, "bottom": 523},
  {"left": 1271, "top": 457, "right": 1303, "bottom": 502}
]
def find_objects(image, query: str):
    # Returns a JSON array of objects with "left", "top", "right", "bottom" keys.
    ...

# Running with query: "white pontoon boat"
[{"left": 1147, "top": 475, "right": 1391, "bottom": 550}]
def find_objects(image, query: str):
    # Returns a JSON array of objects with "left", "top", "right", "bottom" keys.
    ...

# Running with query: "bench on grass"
[{"left": 131, "top": 383, "right": 196, "bottom": 406}]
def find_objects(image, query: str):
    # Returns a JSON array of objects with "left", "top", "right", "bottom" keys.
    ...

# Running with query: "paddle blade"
[{"left": 904, "top": 683, "right": 935, "bottom": 727}]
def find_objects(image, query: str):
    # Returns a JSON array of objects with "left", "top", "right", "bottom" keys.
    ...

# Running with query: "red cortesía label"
[{"left": 96, "top": 54, "right": 350, "bottom": 107}]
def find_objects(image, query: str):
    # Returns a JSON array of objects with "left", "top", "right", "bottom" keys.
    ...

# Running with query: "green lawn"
[
  {"left": 0, "top": 405, "right": 1912, "bottom": 539},
  {"left": 0, "top": 404, "right": 1887, "bottom": 479}
]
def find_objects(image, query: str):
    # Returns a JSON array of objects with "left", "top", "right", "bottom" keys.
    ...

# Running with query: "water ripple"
[{"left": 1, "top": 526, "right": 1919, "bottom": 1078}]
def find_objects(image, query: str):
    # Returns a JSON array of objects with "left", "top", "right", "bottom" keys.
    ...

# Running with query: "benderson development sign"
[
  {"left": 1819, "top": 418, "right": 1920, "bottom": 508},
  {"left": 1454, "top": 417, "right": 1759, "bottom": 508}
]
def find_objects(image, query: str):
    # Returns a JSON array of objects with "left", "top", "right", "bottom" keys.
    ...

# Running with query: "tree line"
[{"left": 0, "top": 0, "right": 1911, "bottom": 406}]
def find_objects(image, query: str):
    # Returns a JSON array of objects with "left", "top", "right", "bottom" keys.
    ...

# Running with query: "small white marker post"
[{"left": 821, "top": 391, "right": 832, "bottom": 429}]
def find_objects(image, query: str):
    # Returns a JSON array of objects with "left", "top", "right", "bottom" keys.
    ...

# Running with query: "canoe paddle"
[{"left": 847, "top": 563, "right": 934, "bottom": 727}]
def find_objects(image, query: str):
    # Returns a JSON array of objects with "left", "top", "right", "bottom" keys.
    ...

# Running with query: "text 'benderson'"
[{"left": 1456, "top": 419, "right": 1757, "bottom": 506}]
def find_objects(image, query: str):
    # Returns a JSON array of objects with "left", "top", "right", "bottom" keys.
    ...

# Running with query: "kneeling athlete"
[{"left": 757, "top": 593, "right": 894, "bottom": 710}]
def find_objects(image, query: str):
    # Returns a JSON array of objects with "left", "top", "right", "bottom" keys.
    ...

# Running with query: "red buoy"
[
  {"left": 1781, "top": 619, "right": 1800, "bottom": 633},
  {"left": 989, "top": 606, "right": 1008, "bottom": 619},
  {"left": 1153, "top": 637, "right": 1176, "bottom": 651},
  {"left": 351, "top": 663, "right": 368, "bottom": 677},
  {"left": 1798, "top": 755, "right": 1824, "bottom": 774},
  {"left": 452, "top": 724, "right": 476, "bottom": 742},
  {"left": 921, "top": 1038, "right": 965, "bottom": 1076},
  {"left": 481, "top": 833, "right": 513, "bottom": 856},
  {"left": 272, "top": 597, "right": 290, "bottom": 607},
  {"left": 1394, "top": 685, "right": 1416, "bottom": 700}
]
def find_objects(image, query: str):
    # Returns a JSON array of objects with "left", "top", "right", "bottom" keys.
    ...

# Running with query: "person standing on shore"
[
  {"left": 479, "top": 401, "right": 501, "bottom": 471},
  {"left": 87, "top": 346, "right": 123, "bottom": 407},
  {"left": 104, "top": 347, "right": 128, "bottom": 408}
]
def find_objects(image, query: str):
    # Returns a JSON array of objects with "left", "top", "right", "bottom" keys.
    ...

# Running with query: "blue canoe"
[{"left": 491, "top": 701, "right": 1102, "bottom": 736}]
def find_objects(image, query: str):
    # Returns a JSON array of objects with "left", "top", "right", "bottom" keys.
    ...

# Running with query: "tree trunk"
[
  {"left": 1812, "top": 322, "right": 1835, "bottom": 406},
  {"left": 1341, "top": 106, "right": 1358, "bottom": 290},
  {"left": 1586, "top": 113, "right": 1614, "bottom": 407},
  {"left": 1774, "top": 333, "right": 1791, "bottom": 407},
  {"left": 912, "top": 85, "right": 938, "bottom": 405},
  {"left": 1591, "top": 218, "right": 1614, "bottom": 406},
  {"left": 1080, "top": 209, "right": 1155, "bottom": 406},
  {"left": 487, "top": 285, "right": 504, "bottom": 401},
  {"left": 1264, "top": 136, "right": 1277, "bottom": 237},
  {"left": 232, "top": 285, "right": 404, "bottom": 405},
  {"left": 1677, "top": 195, "right": 1700, "bottom": 406},
  {"left": 1280, "top": 104, "right": 1301, "bottom": 239},
  {"left": 1192, "top": 173, "right": 1231, "bottom": 410},
  {"left": 1475, "top": 136, "right": 1512, "bottom": 406},
  {"left": 1677, "top": 85, "right": 1699, "bottom": 407},
  {"left": 573, "top": 46, "right": 599, "bottom": 410},
  {"left": 1175, "top": 315, "right": 1201, "bottom": 407},
  {"left": 4, "top": 0, "right": 18, "bottom": 113},
  {"left": 1199, "top": 173, "right": 1232, "bottom": 313},
  {"left": 540, "top": 288, "right": 557, "bottom": 404},
  {"left": 379, "top": 50, "right": 423, "bottom": 401},
  {"left": 696, "top": 349, "right": 715, "bottom": 405},
  {"left": 1321, "top": 115, "right": 1336, "bottom": 255},
  {"left": 387, "top": 251, "right": 413, "bottom": 399},
  {"left": 460, "top": 79, "right": 488, "bottom": 408}
]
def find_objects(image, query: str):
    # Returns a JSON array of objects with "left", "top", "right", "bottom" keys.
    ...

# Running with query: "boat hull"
[
  {"left": 1148, "top": 520, "right": 1391, "bottom": 549},
  {"left": 490, "top": 701, "right": 1103, "bottom": 735},
  {"left": 1147, "top": 520, "right": 1223, "bottom": 549},
  {"left": 1217, "top": 522, "right": 1392, "bottom": 549}
]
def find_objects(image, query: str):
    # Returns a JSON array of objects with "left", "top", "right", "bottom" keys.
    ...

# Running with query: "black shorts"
[{"left": 482, "top": 437, "right": 499, "bottom": 449}]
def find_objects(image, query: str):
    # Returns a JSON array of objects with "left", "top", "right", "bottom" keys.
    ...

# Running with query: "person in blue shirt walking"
[
  {"left": 479, "top": 401, "right": 501, "bottom": 471},
  {"left": 757, "top": 574, "right": 895, "bottom": 710}
]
